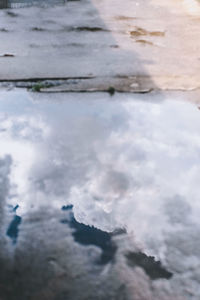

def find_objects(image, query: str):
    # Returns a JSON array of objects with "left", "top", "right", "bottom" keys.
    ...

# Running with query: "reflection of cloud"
[
  {"left": 68, "top": 99, "right": 200, "bottom": 252},
  {"left": 0, "top": 155, "right": 12, "bottom": 219},
  {"left": 1, "top": 90, "right": 200, "bottom": 261},
  {"left": 0, "top": 155, "right": 12, "bottom": 252}
]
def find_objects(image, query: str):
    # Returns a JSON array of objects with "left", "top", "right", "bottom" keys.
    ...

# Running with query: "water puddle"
[{"left": 0, "top": 89, "right": 200, "bottom": 297}]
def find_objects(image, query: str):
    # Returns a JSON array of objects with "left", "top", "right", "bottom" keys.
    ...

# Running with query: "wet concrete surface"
[{"left": 0, "top": 89, "right": 200, "bottom": 299}]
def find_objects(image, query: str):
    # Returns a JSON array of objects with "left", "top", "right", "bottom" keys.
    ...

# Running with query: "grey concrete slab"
[{"left": 0, "top": 0, "right": 200, "bottom": 91}]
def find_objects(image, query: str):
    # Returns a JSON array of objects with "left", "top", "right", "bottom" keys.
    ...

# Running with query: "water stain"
[{"left": 126, "top": 252, "right": 173, "bottom": 280}]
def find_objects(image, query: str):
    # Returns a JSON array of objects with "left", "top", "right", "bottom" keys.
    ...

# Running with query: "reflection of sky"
[{"left": 1, "top": 89, "right": 200, "bottom": 260}]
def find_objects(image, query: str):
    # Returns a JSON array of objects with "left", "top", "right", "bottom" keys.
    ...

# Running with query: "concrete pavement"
[{"left": 0, "top": 0, "right": 200, "bottom": 92}]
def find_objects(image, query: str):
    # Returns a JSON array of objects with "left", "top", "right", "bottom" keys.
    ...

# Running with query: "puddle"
[{"left": 0, "top": 90, "right": 200, "bottom": 297}]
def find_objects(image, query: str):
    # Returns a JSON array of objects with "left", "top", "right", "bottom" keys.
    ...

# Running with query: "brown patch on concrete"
[
  {"left": 130, "top": 27, "right": 165, "bottom": 37},
  {"left": 115, "top": 15, "right": 137, "bottom": 21},
  {"left": 135, "top": 40, "right": 154, "bottom": 46}
]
